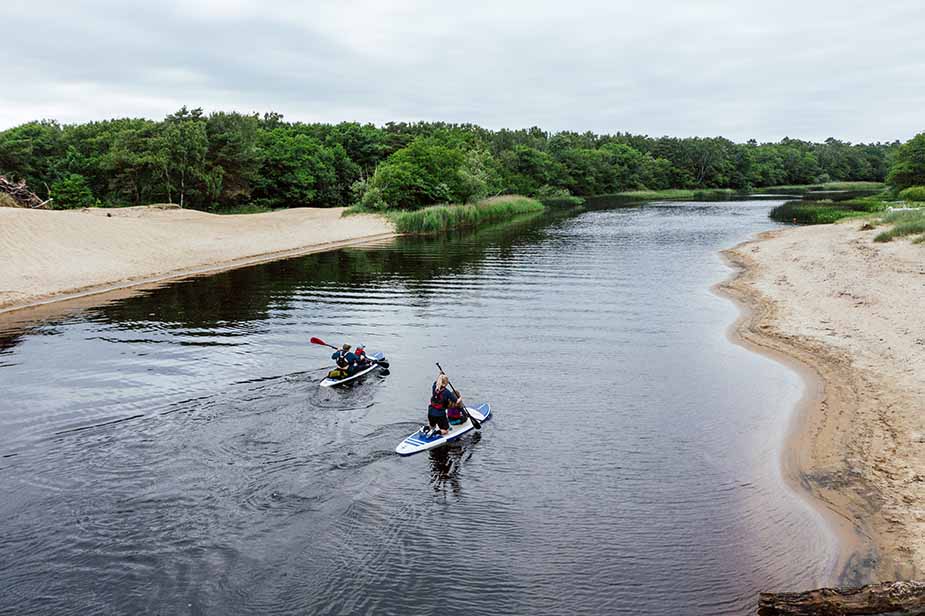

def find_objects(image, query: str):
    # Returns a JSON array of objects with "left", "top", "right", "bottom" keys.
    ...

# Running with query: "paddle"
[
  {"left": 310, "top": 336, "right": 338, "bottom": 350},
  {"left": 436, "top": 362, "right": 480, "bottom": 430},
  {"left": 310, "top": 337, "right": 389, "bottom": 368}
]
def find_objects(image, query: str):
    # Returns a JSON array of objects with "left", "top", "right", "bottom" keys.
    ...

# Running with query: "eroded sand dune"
[{"left": 0, "top": 206, "right": 394, "bottom": 311}]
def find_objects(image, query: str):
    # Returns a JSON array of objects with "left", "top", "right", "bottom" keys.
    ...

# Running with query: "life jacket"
[
  {"left": 356, "top": 348, "right": 368, "bottom": 364},
  {"left": 334, "top": 350, "right": 349, "bottom": 368},
  {"left": 430, "top": 385, "right": 448, "bottom": 410}
]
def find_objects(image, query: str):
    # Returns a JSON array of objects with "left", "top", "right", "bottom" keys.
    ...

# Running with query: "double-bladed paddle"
[
  {"left": 436, "top": 362, "right": 480, "bottom": 430},
  {"left": 310, "top": 337, "right": 389, "bottom": 369}
]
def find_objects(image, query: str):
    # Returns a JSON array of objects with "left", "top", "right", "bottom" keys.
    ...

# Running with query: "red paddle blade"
[{"left": 310, "top": 337, "right": 327, "bottom": 346}]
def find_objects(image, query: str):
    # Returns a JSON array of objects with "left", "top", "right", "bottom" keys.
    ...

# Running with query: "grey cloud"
[{"left": 2, "top": 0, "right": 923, "bottom": 142}]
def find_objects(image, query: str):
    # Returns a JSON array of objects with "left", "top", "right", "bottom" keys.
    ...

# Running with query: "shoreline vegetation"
[
  {"left": 0, "top": 108, "right": 899, "bottom": 219},
  {"left": 387, "top": 196, "right": 544, "bottom": 233}
]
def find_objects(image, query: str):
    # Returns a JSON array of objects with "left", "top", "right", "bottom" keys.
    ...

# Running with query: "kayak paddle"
[
  {"left": 436, "top": 362, "right": 480, "bottom": 430},
  {"left": 310, "top": 336, "right": 338, "bottom": 350},
  {"left": 311, "top": 337, "right": 389, "bottom": 368}
]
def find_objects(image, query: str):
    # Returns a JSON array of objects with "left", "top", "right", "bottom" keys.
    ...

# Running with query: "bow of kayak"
[{"left": 395, "top": 403, "right": 491, "bottom": 456}]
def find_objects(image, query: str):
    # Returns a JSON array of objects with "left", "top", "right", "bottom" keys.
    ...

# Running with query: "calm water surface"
[{"left": 0, "top": 201, "right": 836, "bottom": 615}]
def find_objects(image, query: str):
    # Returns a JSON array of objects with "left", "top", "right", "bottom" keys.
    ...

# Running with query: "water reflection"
[{"left": 0, "top": 200, "right": 838, "bottom": 615}]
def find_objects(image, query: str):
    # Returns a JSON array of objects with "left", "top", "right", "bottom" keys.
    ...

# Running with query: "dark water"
[{"left": 0, "top": 202, "right": 836, "bottom": 615}]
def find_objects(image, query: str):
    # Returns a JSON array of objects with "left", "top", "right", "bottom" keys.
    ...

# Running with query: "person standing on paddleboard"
[{"left": 428, "top": 374, "right": 463, "bottom": 436}]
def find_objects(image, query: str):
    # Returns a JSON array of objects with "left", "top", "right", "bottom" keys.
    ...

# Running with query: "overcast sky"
[{"left": 4, "top": 0, "right": 923, "bottom": 142}]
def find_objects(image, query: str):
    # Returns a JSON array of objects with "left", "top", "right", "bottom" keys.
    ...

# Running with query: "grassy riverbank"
[
  {"left": 597, "top": 188, "right": 740, "bottom": 201},
  {"left": 388, "top": 196, "right": 544, "bottom": 233},
  {"left": 755, "top": 181, "right": 885, "bottom": 194},
  {"left": 769, "top": 198, "right": 889, "bottom": 224},
  {"left": 871, "top": 208, "right": 925, "bottom": 242}
]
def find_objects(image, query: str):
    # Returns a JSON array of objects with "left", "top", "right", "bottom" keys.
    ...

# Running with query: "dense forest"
[{"left": 0, "top": 107, "right": 905, "bottom": 211}]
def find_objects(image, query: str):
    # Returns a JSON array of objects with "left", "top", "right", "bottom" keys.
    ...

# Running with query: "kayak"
[
  {"left": 395, "top": 403, "right": 491, "bottom": 456},
  {"left": 320, "top": 352, "right": 386, "bottom": 388}
]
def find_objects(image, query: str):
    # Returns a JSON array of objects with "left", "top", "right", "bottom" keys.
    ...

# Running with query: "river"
[{"left": 0, "top": 200, "right": 836, "bottom": 615}]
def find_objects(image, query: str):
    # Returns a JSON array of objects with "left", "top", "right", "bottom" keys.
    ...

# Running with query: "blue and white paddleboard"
[
  {"left": 320, "top": 352, "right": 386, "bottom": 388},
  {"left": 395, "top": 403, "right": 491, "bottom": 456}
]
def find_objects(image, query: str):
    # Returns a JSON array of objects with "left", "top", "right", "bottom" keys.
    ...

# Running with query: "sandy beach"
[
  {"left": 0, "top": 206, "right": 395, "bottom": 313},
  {"left": 720, "top": 221, "right": 925, "bottom": 585}
]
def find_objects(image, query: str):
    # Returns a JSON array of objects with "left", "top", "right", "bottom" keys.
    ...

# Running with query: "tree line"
[{"left": 0, "top": 106, "right": 904, "bottom": 210}]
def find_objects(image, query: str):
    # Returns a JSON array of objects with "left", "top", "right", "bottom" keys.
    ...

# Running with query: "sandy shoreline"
[
  {"left": 718, "top": 221, "right": 925, "bottom": 586},
  {"left": 0, "top": 206, "right": 396, "bottom": 314}
]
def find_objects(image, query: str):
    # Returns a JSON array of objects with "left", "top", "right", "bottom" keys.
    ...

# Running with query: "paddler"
[
  {"left": 331, "top": 343, "right": 359, "bottom": 375},
  {"left": 427, "top": 373, "right": 463, "bottom": 436},
  {"left": 355, "top": 345, "right": 370, "bottom": 369}
]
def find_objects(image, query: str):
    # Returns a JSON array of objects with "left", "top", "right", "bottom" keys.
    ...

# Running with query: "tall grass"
[
  {"left": 600, "top": 188, "right": 739, "bottom": 201},
  {"left": 390, "top": 196, "right": 544, "bottom": 234},
  {"left": 756, "top": 181, "right": 885, "bottom": 193},
  {"left": 873, "top": 209, "right": 925, "bottom": 242},
  {"left": 769, "top": 198, "right": 887, "bottom": 224}
]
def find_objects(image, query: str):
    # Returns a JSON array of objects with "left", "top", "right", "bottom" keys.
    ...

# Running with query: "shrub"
[
  {"left": 534, "top": 184, "right": 584, "bottom": 206},
  {"left": 887, "top": 133, "right": 925, "bottom": 190},
  {"left": 898, "top": 186, "right": 925, "bottom": 202},
  {"left": 50, "top": 174, "right": 96, "bottom": 209}
]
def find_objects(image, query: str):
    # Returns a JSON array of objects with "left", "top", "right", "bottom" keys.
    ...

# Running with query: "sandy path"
[
  {"left": 0, "top": 206, "right": 395, "bottom": 312},
  {"left": 720, "top": 221, "right": 925, "bottom": 584}
]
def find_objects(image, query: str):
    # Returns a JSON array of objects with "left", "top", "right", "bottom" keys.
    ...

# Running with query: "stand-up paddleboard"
[
  {"left": 395, "top": 403, "right": 491, "bottom": 456},
  {"left": 320, "top": 352, "right": 386, "bottom": 388}
]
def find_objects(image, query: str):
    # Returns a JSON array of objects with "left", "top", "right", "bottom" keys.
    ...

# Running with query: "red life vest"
[{"left": 430, "top": 385, "right": 447, "bottom": 410}]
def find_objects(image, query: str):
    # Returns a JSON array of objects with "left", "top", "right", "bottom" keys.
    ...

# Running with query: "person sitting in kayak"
[
  {"left": 427, "top": 374, "right": 463, "bottom": 436},
  {"left": 354, "top": 345, "right": 371, "bottom": 369},
  {"left": 330, "top": 344, "right": 359, "bottom": 377}
]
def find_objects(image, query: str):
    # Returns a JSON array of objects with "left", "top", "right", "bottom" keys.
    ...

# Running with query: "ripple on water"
[{"left": 0, "top": 202, "right": 836, "bottom": 615}]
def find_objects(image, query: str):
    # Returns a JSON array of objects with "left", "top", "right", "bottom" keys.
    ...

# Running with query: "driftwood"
[
  {"left": 758, "top": 581, "right": 925, "bottom": 615},
  {"left": 0, "top": 175, "right": 48, "bottom": 208}
]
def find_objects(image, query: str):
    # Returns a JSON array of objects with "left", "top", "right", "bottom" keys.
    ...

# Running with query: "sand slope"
[
  {"left": 0, "top": 206, "right": 394, "bottom": 312},
  {"left": 722, "top": 221, "right": 925, "bottom": 583}
]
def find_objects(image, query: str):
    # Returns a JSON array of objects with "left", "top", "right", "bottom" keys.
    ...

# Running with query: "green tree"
[
  {"left": 205, "top": 111, "right": 261, "bottom": 208},
  {"left": 160, "top": 107, "right": 209, "bottom": 207},
  {"left": 887, "top": 133, "right": 925, "bottom": 190},
  {"left": 0, "top": 120, "right": 65, "bottom": 196},
  {"left": 457, "top": 146, "right": 501, "bottom": 203},
  {"left": 499, "top": 145, "right": 557, "bottom": 195},
  {"left": 363, "top": 137, "right": 465, "bottom": 209},
  {"left": 50, "top": 173, "right": 95, "bottom": 209},
  {"left": 105, "top": 121, "right": 166, "bottom": 205},
  {"left": 254, "top": 128, "right": 337, "bottom": 208}
]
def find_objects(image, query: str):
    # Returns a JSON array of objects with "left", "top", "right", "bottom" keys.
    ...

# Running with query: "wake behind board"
[
  {"left": 395, "top": 403, "right": 491, "bottom": 456},
  {"left": 320, "top": 352, "right": 386, "bottom": 388}
]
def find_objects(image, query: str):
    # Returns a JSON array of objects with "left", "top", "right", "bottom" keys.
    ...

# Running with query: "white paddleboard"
[
  {"left": 395, "top": 403, "right": 491, "bottom": 456},
  {"left": 320, "top": 352, "right": 386, "bottom": 387}
]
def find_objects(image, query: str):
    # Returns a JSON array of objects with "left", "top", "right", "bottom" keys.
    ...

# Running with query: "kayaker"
[
  {"left": 427, "top": 374, "right": 463, "bottom": 436},
  {"left": 331, "top": 344, "right": 359, "bottom": 374},
  {"left": 355, "top": 345, "right": 370, "bottom": 368}
]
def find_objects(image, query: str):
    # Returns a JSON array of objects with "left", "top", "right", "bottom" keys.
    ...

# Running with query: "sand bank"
[
  {"left": 0, "top": 206, "right": 395, "bottom": 313},
  {"left": 720, "top": 221, "right": 925, "bottom": 584}
]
